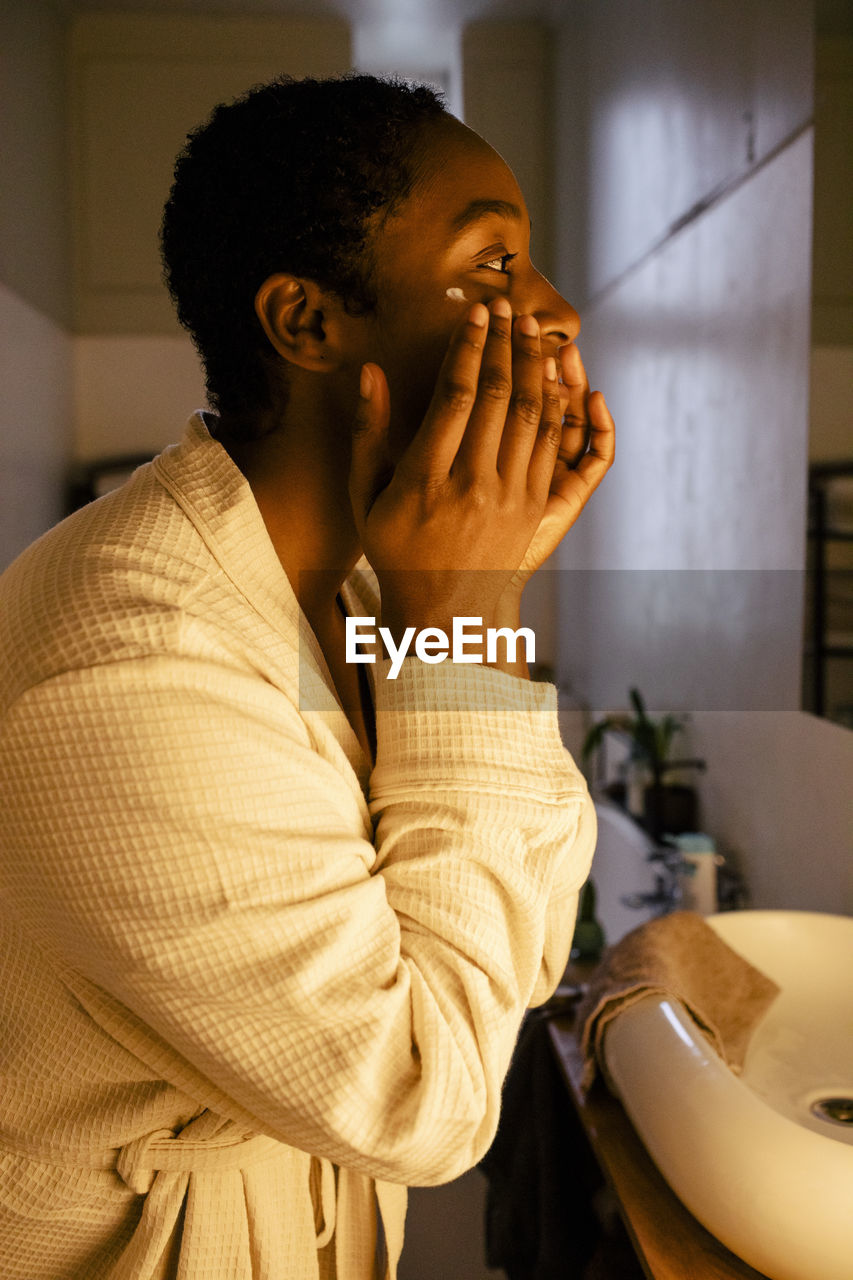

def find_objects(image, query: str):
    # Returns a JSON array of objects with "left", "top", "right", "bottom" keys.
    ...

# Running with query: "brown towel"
[{"left": 576, "top": 911, "right": 780, "bottom": 1092}]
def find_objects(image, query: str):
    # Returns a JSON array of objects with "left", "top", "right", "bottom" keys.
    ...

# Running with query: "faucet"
[{"left": 621, "top": 841, "right": 686, "bottom": 916}]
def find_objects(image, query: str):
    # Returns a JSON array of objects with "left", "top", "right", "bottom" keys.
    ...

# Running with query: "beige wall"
[
  {"left": 0, "top": 281, "right": 73, "bottom": 568},
  {"left": 0, "top": 0, "right": 73, "bottom": 569},
  {"left": 0, "top": 0, "right": 71, "bottom": 327},
  {"left": 73, "top": 335, "right": 207, "bottom": 459},
  {"left": 810, "top": 347, "right": 853, "bottom": 462},
  {"left": 0, "top": 9, "right": 352, "bottom": 568},
  {"left": 688, "top": 711, "right": 853, "bottom": 913},
  {"left": 68, "top": 13, "right": 351, "bottom": 460},
  {"left": 69, "top": 13, "right": 351, "bottom": 336}
]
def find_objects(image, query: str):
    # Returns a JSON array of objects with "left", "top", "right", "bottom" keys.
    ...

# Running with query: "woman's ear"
[{"left": 254, "top": 274, "right": 339, "bottom": 372}]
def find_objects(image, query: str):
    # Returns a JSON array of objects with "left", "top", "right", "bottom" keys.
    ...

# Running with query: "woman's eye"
[{"left": 479, "top": 252, "right": 516, "bottom": 274}]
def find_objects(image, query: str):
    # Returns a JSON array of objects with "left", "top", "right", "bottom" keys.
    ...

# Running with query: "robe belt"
[
  {"left": 111, "top": 1119, "right": 404, "bottom": 1278},
  {"left": 115, "top": 1120, "right": 283, "bottom": 1193},
  {"left": 112, "top": 1109, "right": 338, "bottom": 1251},
  {"left": 2, "top": 1110, "right": 339, "bottom": 1274},
  {"left": 1, "top": 1112, "right": 404, "bottom": 1277}
]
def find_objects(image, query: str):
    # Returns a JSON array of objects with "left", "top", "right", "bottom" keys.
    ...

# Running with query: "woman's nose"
[{"left": 523, "top": 270, "right": 580, "bottom": 348}]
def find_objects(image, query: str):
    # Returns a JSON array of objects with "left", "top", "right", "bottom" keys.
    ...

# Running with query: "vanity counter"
[{"left": 548, "top": 1007, "right": 770, "bottom": 1280}]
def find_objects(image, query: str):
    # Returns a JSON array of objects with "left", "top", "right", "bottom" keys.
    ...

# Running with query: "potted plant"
[{"left": 581, "top": 687, "right": 706, "bottom": 839}]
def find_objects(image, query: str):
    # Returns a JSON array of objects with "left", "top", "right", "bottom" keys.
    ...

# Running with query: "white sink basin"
[{"left": 603, "top": 910, "right": 853, "bottom": 1280}]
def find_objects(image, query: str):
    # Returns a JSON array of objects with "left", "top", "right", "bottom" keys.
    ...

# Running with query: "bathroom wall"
[
  {"left": 551, "top": 0, "right": 853, "bottom": 913},
  {"left": 1, "top": 11, "right": 352, "bottom": 557},
  {"left": 0, "top": 0, "right": 74, "bottom": 570},
  {"left": 69, "top": 12, "right": 351, "bottom": 461}
]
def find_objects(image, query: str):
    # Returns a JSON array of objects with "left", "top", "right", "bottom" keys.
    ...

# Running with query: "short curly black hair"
[{"left": 161, "top": 74, "right": 449, "bottom": 433}]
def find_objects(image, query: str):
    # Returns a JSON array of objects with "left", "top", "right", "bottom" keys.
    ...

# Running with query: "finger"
[
  {"left": 559, "top": 339, "right": 589, "bottom": 425},
  {"left": 400, "top": 303, "right": 489, "bottom": 480},
  {"left": 523, "top": 353, "right": 566, "bottom": 498},
  {"left": 559, "top": 341, "right": 589, "bottom": 397},
  {"left": 557, "top": 417, "right": 590, "bottom": 470},
  {"left": 453, "top": 297, "right": 514, "bottom": 474},
  {"left": 557, "top": 419, "right": 589, "bottom": 470},
  {"left": 545, "top": 389, "right": 616, "bottom": 524},
  {"left": 548, "top": 342, "right": 589, "bottom": 470},
  {"left": 491, "top": 313, "right": 548, "bottom": 482},
  {"left": 348, "top": 362, "right": 392, "bottom": 525}
]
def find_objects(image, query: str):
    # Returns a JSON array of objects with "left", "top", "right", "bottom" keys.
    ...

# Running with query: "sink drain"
[{"left": 810, "top": 1097, "right": 853, "bottom": 1126}]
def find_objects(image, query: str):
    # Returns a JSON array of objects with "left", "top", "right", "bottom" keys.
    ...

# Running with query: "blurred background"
[{"left": 1, "top": 2, "right": 851, "bottom": 1275}]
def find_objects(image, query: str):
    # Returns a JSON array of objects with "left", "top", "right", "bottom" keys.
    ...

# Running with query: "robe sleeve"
[{"left": 0, "top": 651, "right": 594, "bottom": 1187}]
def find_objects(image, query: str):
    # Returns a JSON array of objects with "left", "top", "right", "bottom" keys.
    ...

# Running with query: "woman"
[{"left": 0, "top": 74, "right": 613, "bottom": 1278}]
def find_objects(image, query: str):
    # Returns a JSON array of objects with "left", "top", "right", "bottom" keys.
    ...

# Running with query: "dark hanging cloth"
[{"left": 478, "top": 1011, "right": 603, "bottom": 1280}]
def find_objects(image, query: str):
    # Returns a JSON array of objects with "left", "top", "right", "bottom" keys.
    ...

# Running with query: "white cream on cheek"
[{"left": 445, "top": 287, "right": 468, "bottom": 302}]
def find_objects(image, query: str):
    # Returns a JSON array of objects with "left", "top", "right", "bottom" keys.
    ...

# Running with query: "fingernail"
[
  {"left": 469, "top": 303, "right": 489, "bottom": 326},
  {"left": 518, "top": 314, "right": 539, "bottom": 336},
  {"left": 544, "top": 356, "right": 557, "bottom": 381},
  {"left": 360, "top": 365, "right": 373, "bottom": 399},
  {"left": 491, "top": 297, "right": 512, "bottom": 319}
]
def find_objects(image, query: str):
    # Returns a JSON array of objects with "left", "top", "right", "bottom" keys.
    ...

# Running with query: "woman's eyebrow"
[{"left": 450, "top": 198, "right": 526, "bottom": 234}]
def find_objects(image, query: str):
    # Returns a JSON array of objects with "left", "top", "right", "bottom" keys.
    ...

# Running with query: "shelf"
[{"left": 547, "top": 1001, "right": 770, "bottom": 1280}]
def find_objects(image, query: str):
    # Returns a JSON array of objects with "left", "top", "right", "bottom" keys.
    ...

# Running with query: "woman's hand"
[
  {"left": 503, "top": 341, "right": 615, "bottom": 601},
  {"left": 348, "top": 298, "right": 614, "bottom": 642}
]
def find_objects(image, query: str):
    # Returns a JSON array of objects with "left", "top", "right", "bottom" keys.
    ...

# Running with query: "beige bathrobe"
[{"left": 0, "top": 413, "right": 595, "bottom": 1279}]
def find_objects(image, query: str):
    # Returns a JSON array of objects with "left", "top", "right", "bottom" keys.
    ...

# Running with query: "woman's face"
[{"left": 358, "top": 114, "right": 582, "bottom": 457}]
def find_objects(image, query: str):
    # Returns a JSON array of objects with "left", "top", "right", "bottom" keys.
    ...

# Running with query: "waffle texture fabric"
[{"left": 0, "top": 412, "right": 596, "bottom": 1279}]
